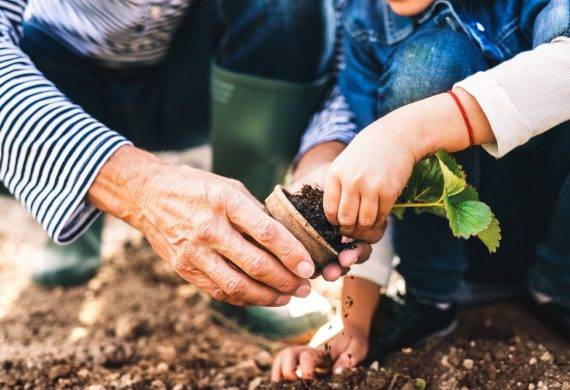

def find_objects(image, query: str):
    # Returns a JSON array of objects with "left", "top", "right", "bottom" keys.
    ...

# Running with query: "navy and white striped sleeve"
[
  {"left": 295, "top": 0, "right": 358, "bottom": 161},
  {"left": 0, "top": 0, "right": 131, "bottom": 244}
]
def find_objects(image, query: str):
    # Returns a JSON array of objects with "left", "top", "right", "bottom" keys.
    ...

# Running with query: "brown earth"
[{"left": 0, "top": 198, "right": 568, "bottom": 389}]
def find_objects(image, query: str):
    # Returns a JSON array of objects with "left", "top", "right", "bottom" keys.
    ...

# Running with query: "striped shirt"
[{"left": 0, "top": 0, "right": 355, "bottom": 244}]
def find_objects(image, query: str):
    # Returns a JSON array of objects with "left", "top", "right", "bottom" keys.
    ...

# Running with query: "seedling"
[
  {"left": 392, "top": 149, "right": 501, "bottom": 253},
  {"left": 265, "top": 149, "right": 501, "bottom": 268}
]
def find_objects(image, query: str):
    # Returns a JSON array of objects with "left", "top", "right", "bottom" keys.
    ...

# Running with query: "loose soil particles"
[
  {"left": 1, "top": 236, "right": 568, "bottom": 389},
  {"left": 285, "top": 185, "right": 355, "bottom": 253}
]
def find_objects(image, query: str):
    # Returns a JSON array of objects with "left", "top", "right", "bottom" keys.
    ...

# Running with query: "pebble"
[
  {"left": 529, "top": 357, "right": 538, "bottom": 365},
  {"left": 150, "top": 379, "right": 166, "bottom": 390},
  {"left": 156, "top": 362, "right": 169, "bottom": 373},
  {"left": 253, "top": 350, "right": 273, "bottom": 369},
  {"left": 540, "top": 351, "right": 552, "bottom": 361},
  {"left": 87, "top": 386, "right": 105, "bottom": 390},
  {"left": 369, "top": 361, "right": 379, "bottom": 371},
  {"left": 248, "top": 377, "right": 264, "bottom": 390},
  {"left": 172, "top": 385, "right": 185, "bottom": 390},
  {"left": 48, "top": 364, "right": 70, "bottom": 380},
  {"left": 463, "top": 359, "right": 474, "bottom": 370},
  {"left": 529, "top": 384, "right": 536, "bottom": 390}
]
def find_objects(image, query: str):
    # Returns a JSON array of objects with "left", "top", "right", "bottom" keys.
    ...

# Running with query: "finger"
[
  {"left": 226, "top": 193, "right": 315, "bottom": 279},
  {"left": 323, "top": 172, "right": 341, "bottom": 225},
  {"left": 271, "top": 351, "right": 284, "bottom": 382},
  {"left": 337, "top": 188, "right": 360, "bottom": 235},
  {"left": 299, "top": 349, "right": 320, "bottom": 379},
  {"left": 338, "top": 238, "right": 358, "bottom": 267},
  {"left": 281, "top": 347, "right": 303, "bottom": 381},
  {"left": 174, "top": 264, "right": 245, "bottom": 306},
  {"left": 356, "top": 195, "right": 379, "bottom": 232},
  {"left": 333, "top": 352, "right": 355, "bottom": 375},
  {"left": 322, "top": 263, "right": 343, "bottom": 281},
  {"left": 193, "top": 251, "right": 290, "bottom": 306},
  {"left": 214, "top": 225, "right": 310, "bottom": 297},
  {"left": 354, "top": 242, "right": 373, "bottom": 264},
  {"left": 348, "top": 221, "right": 387, "bottom": 243}
]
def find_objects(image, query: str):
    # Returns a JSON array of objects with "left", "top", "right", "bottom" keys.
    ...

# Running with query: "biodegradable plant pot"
[{"left": 264, "top": 185, "right": 338, "bottom": 267}]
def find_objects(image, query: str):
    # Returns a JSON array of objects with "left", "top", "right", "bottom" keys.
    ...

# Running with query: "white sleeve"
[
  {"left": 455, "top": 37, "right": 570, "bottom": 158},
  {"left": 348, "top": 220, "right": 394, "bottom": 287}
]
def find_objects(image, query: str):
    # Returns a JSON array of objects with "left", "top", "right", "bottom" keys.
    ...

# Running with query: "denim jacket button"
[{"left": 476, "top": 22, "right": 485, "bottom": 32}]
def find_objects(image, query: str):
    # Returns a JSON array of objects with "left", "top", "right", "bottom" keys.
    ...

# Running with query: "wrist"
[
  {"left": 88, "top": 145, "right": 164, "bottom": 228},
  {"left": 294, "top": 141, "right": 346, "bottom": 181}
]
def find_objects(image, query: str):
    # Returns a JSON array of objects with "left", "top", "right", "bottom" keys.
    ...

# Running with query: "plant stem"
[{"left": 393, "top": 201, "right": 444, "bottom": 209}]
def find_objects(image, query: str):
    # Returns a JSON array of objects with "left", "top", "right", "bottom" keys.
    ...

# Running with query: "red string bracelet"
[{"left": 447, "top": 89, "right": 474, "bottom": 146}]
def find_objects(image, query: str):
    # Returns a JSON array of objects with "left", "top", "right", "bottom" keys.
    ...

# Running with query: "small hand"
[
  {"left": 271, "top": 326, "right": 369, "bottom": 382},
  {"left": 323, "top": 115, "right": 417, "bottom": 240}
]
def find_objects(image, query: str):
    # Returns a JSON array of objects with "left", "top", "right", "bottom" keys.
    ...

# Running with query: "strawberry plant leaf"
[
  {"left": 444, "top": 196, "right": 492, "bottom": 239},
  {"left": 392, "top": 150, "right": 501, "bottom": 253},
  {"left": 437, "top": 153, "right": 466, "bottom": 196},
  {"left": 477, "top": 216, "right": 501, "bottom": 253}
]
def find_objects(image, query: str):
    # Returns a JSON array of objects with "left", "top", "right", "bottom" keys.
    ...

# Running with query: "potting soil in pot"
[{"left": 285, "top": 185, "right": 355, "bottom": 253}]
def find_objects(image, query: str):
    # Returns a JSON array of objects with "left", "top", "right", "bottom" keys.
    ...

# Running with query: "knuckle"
[
  {"left": 172, "top": 257, "right": 191, "bottom": 275},
  {"left": 254, "top": 219, "right": 278, "bottom": 242},
  {"left": 206, "top": 184, "right": 232, "bottom": 209},
  {"left": 194, "top": 220, "right": 217, "bottom": 243},
  {"left": 224, "top": 277, "right": 246, "bottom": 297},
  {"left": 247, "top": 254, "right": 269, "bottom": 278},
  {"left": 210, "top": 288, "right": 228, "bottom": 302},
  {"left": 359, "top": 217, "right": 375, "bottom": 229},
  {"left": 338, "top": 212, "right": 355, "bottom": 227}
]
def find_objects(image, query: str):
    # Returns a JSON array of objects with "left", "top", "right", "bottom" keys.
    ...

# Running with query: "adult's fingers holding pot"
[
  {"left": 225, "top": 192, "right": 315, "bottom": 279},
  {"left": 187, "top": 249, "right": 292, "bottom": 307},
  {"left": 213, "top": 223, "right": 311, "bottom": 298}
]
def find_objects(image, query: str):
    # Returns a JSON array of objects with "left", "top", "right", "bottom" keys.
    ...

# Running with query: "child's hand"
[
  {"left": 271, "top": 326, "right": 369, "bottom": 382},
  {"left": 323, "top": 112, "right": 421, "bottom": 239}
]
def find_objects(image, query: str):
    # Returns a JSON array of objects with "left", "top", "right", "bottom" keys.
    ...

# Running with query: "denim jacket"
[{"left": 345, "top": 0, "right": 570, "bottom": 65}]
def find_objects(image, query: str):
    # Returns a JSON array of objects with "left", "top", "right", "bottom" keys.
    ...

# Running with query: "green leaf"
[
  {"left": 445, "top": 196, "right": 492, "bottom": 239},
  {"left": 437, "top": 150, "right": 466, "bottom": 196},
  {"left": 436, "top": 149, "right": 466, "bottom": 179},
  {"left": 391, "top": 150, "right": 501, "bottom": 252},
  {"left": 477, "top": 216, "right": 501, "bottom": 253},
  {"left": 392, "top": 207, "right": 405, "bottom": 219},
  {"left": 397, "top": 156, "right": 443, "bottom": 204}
]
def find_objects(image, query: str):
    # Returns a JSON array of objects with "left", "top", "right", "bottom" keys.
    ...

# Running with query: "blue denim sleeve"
[{"left": 522, "top": 0, "right": 570, "bottom": 46}]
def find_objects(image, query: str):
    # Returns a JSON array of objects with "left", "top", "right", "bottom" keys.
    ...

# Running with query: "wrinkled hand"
[
  {"left": 324, "top": 114, "right": 419, "bottom": 240},
  {"left": 89, "top": 147, "right": 319, "bottom": 307},
  {"left": 134, "top": 165, "right": 318, "bottom": 306},
  {"left": 271, "top": 326, "right": 369, "bottom": 381}
]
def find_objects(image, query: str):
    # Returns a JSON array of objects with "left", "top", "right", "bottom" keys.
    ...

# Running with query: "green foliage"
[{"left": 392, "top": 150, "right": 501, "bottom": 253}]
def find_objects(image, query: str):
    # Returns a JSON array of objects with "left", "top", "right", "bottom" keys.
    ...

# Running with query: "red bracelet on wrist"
[{"left": 447, "top": 89, "right": 474, "bottom": 146}]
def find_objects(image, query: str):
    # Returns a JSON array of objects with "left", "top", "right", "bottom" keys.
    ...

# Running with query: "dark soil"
[
  {"left": 1, "top": 237, "right": 568, "bottom": 389},
  {"left": 285, "top": 185, "right": 355, "bottom": 253}
]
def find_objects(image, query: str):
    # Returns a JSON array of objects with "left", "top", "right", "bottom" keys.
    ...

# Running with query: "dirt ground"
[{"left": 0, "top": 195, "right": 568, "bottom": 389}]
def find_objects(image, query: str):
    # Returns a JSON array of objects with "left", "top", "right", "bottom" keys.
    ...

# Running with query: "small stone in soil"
[{"left": 285, "top": 185, "right": 356, "bottom": 252}]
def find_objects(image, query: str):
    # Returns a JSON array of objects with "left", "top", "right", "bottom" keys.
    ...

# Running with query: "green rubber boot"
[
  {"left": 31, "top": 217, "right": 103, "bottom": 287},
  {"left": 211, "top": 64, "right": 328, "bottom": 199},
  {"left": 211, "top": 65, "right": 330, "bottom": 341}
]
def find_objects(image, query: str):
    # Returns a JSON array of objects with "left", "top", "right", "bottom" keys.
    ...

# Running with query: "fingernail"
[
  {"left": 333, "top": 367, "right": 343, "bottom": 375},
  {"left": 294, "top": 283, "right": 311, "bottom": 298},
  {"left": 338, "top": 250, "right": 357, "bottom": 267},
  {"left": 275, "top": 295, "right": 291, "bottom": 306},
  {"left": 297, "top": 261, "right": 315, "bottom": 278}
]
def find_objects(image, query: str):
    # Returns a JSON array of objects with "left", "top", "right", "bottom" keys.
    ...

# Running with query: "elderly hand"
[{"left": 89, "top": 146, "right": 315, "bottom": 306}]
